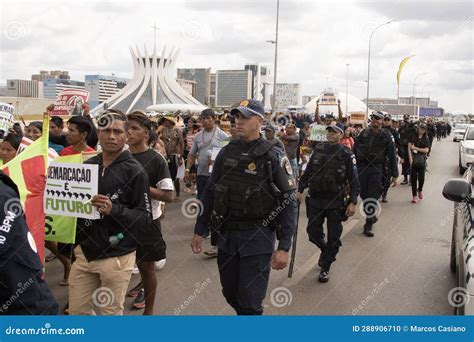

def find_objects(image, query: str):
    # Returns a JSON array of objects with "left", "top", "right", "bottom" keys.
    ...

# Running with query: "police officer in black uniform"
[
  {"left": 398, "top": 114, "right": 417, "bottom": 185},
  {"left": 297, "top": 122, "right": 360, "bottom": 282},
  {"left": 0, "top": 171, "right": 58, "bottom": 315},
  {"left": 191, "top": 99, "right": 297, "bottom": 315},
  {"left": 381, "top": 114, "right": 404, "bottom": 202},
  {"left": 354, "top": 111, "right": 398, "bottom": 237}
]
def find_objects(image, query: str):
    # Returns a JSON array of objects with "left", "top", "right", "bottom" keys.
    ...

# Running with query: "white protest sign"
[
  {"left": 0, "top": 102, "right": 14, "bottom": 133},
  {"left": 44, "top": 162, "right": 100, "bottom": 219},
  {"left": 308, "top": 124, "right": 328, "bottom": 142}
]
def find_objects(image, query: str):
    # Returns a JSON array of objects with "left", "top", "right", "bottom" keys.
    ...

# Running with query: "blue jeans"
[
  {"left": 289, "top": 158, "right": 298, "bottom": 178},
  {"left": 196, "top": 175, "right": 210, "bottom": 200}
]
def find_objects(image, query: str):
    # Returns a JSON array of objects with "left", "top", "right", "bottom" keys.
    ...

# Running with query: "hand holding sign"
[{"left": 91, "top": 195, "right": 112, "bottom": 216}]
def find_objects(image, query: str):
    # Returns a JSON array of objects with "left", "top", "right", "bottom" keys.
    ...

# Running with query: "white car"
[
  {"left": 459, "top": 125, "right": 474, "bottom": 174},
  {"left": 443, "top": 167, "right": 474, "bottom": 315},
  {"left": 453, "top": 124, "right": 468, "bottom": 142}
]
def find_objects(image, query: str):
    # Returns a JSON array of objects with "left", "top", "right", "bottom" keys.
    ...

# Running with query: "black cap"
[
  {"left": 384, "top": 114, "right": 392, "bottom": 120},
  {"left": 326, "top": 122, "right": 345, "bottom": 134},
  {"left": 403, "top": 114, "right": 410, "bottom": 120},
  {"left": 230, "top": 99, "right": 265, "bottom": 118},
  {"left": 200, "top": 108, "right": 215, "bottom": 117}
]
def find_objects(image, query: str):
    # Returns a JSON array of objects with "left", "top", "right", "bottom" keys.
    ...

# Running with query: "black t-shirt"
[
  {"left": 410, "top": 134, "right": 431, "bottom": 149},
  {"left": 132, "top": 149, "right": 171, "bottom": 189}
]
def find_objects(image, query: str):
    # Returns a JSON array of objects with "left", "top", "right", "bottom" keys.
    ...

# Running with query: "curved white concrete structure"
[{"left": 91, "top": 45, "right": 204, "bottom": 116}]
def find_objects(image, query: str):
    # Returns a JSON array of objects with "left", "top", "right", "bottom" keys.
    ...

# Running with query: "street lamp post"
[
  {"left": 412, "top": 72, "right": 428, "bottom": 117},
  {"left": 345, "top": 63, "right": 349, "bottom": 116},
  {"left": 270, "top": 0, "right": 279, "bottom": 114},
  {"left": 365, "top": 20, "right": 392, "bottom": 118}
]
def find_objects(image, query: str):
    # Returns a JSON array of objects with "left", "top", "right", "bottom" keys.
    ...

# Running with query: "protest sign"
[
  {"left": 44, "top": 161, "right": 99, "bottom": 220},
  {"left": 50, "top": 89, "right": 89, "bottom": 116},
  {"left": 0, "top": 102, "right": 14, "bottom": 134},
  {"left": 308, "top": 124, "right": 328, "bottom": 142}
]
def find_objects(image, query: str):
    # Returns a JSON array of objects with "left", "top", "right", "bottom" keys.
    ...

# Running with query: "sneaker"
[
  {"left": 411, "top": 197, "right": 417, "bottom": 203},
  {"left": 318, "top": 269, "right": 330, "bottom": 283},
  {"left": 204, "top": 245, "right": 218, "bottom": 257},
  {"left": 132, "top": 265, "right": 140, "bottom": 275},
  {"left": 133, "top": 288, "right": 146, "bottom": 309},
  {"left": 418, "top": 191, "right": 423, "bottom": 200},
  {"left": 155, "top": 258, "right": 166, "bottom": 270},
  {"left": 127, "top": 281, "right": 143, "bottom": 298},
  {"left": 401, "top": 178, "right": 408, "bottom": 185}
]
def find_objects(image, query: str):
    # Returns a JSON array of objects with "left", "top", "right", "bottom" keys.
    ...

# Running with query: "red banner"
[{"left": 50, "top": 89, "right": 89, "bottom": 116}]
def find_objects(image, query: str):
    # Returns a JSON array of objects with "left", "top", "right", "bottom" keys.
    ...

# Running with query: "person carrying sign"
[{"left": 69, "top": 109, "right": 152, "bottom": 315}]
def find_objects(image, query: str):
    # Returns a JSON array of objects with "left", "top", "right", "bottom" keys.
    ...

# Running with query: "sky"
[{"left": 0, "top": 0, "right": 473, "bottom": 113}]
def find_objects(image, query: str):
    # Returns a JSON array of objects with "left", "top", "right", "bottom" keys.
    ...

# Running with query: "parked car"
[
  {"left": 442, "top": 167, "right": 474, "bottom": 315},
  {"left": 458, "top": 125, "right": 474, "bottom": 174},
  {"left": 453, "top": 124, "right": 468, "bottom": 142}
]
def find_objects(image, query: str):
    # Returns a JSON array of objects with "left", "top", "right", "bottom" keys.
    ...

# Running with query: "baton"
[{"left": 287, "top": 200, "right": 300, "bottom": 278}]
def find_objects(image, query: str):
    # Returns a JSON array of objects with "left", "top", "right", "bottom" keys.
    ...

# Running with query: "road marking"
[{"left": 283, "top": 217, "right": 360, "bottom": 287}]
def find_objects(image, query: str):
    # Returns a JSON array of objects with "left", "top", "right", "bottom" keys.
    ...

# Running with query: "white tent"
[{"left": 305, "top": 92, "right": 369, "bottom": 115}]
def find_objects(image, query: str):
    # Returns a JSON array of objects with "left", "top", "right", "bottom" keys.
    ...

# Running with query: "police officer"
[
  {"left": 398, "top": 114, "right": 416, "bottom": 185},
  {"left": 297, "top": 122, "right": 360, "bottom": 282},
  {"left": 0, "top": 171, "right": 58, "bottom": 314},
  {"left": 354, "top": 111, "right": 398, "bottom": 237},
  {"left": 381, "top": 114, "right": 404, "bottom": 202},
  {"left": 191, "top": 99, "right": 297, "bottom": 315}
]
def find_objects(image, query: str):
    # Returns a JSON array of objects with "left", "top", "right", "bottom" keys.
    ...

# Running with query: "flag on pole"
[
  {"left": 1, "top": 113, "right": 52, "bottom": 263},
  {"left": 397, "top": 55, "right": 414, "bottom": 85}
]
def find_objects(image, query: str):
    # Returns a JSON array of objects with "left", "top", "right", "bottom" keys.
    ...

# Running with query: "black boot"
[
  {"left": 401, "top": 176, "right": 408, "bottom": 185},
  {"left": 363, "top": 218, "right": 375, "bottom": 237}
]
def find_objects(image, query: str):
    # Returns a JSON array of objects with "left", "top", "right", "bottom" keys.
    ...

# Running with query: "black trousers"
[
  {"left": 410, "top": 164, "right": 426, "bottom": 196},
  {"left": 401, "top": 146, "right": 410, "bottom": 177},
  {"left": 306, "top": 203, "right": 343, "bottom": 270},
  {"left": 217, "top": 250, "right": 271, "bottom": 315}
]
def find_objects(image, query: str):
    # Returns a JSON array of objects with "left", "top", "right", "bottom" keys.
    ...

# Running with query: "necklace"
[{"left": 201, "top": 127, "right": 216, "bottom": 146}]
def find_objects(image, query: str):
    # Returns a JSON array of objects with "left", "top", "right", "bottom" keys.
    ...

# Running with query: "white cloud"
[{"left": 0, "top": 0, "right": 472, "bottom": 112}]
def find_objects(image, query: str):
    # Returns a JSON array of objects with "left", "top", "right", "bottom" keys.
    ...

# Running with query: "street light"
[
  {"left": 267, "top": 0, "right": 279, "bottom": 114},
  {"left": 365, "top": 20, "right": 393, "bottom": 118},
  {"left": 421, "top": 83, "right": 431, "bottom": 98},
  {"left": 412, "top": 72, "right": 428, "bottom": 116},
  {"left": 345, "top": 63, "right": 349, "bottom": 116}
]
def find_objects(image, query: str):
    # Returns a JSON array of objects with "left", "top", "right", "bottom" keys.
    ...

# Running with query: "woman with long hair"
[{"left": 408, "top": 123, "right": 431, "bottom": 203}]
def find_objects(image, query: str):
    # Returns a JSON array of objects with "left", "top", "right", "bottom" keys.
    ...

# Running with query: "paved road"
[{"left": 46, "top": 137, "right": 459, "bottom": 315}]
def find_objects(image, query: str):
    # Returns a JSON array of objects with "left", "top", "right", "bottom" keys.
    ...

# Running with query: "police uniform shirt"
[
  {"left": 0, "top": 172, "right": 58, "bottom": 314},
  {"left": 354, "top": 128, "right": 399, "bottom": 178},
  {"left": 194, "top": 137, "right": 297, "bottom": 256},
  {"left": 298, "top": 143, "right": 360, "bottom": 209}
]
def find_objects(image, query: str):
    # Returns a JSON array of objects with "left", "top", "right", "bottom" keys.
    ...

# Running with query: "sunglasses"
[{"left": 383, "top": 118, "right": 391, "bottom": 121}]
